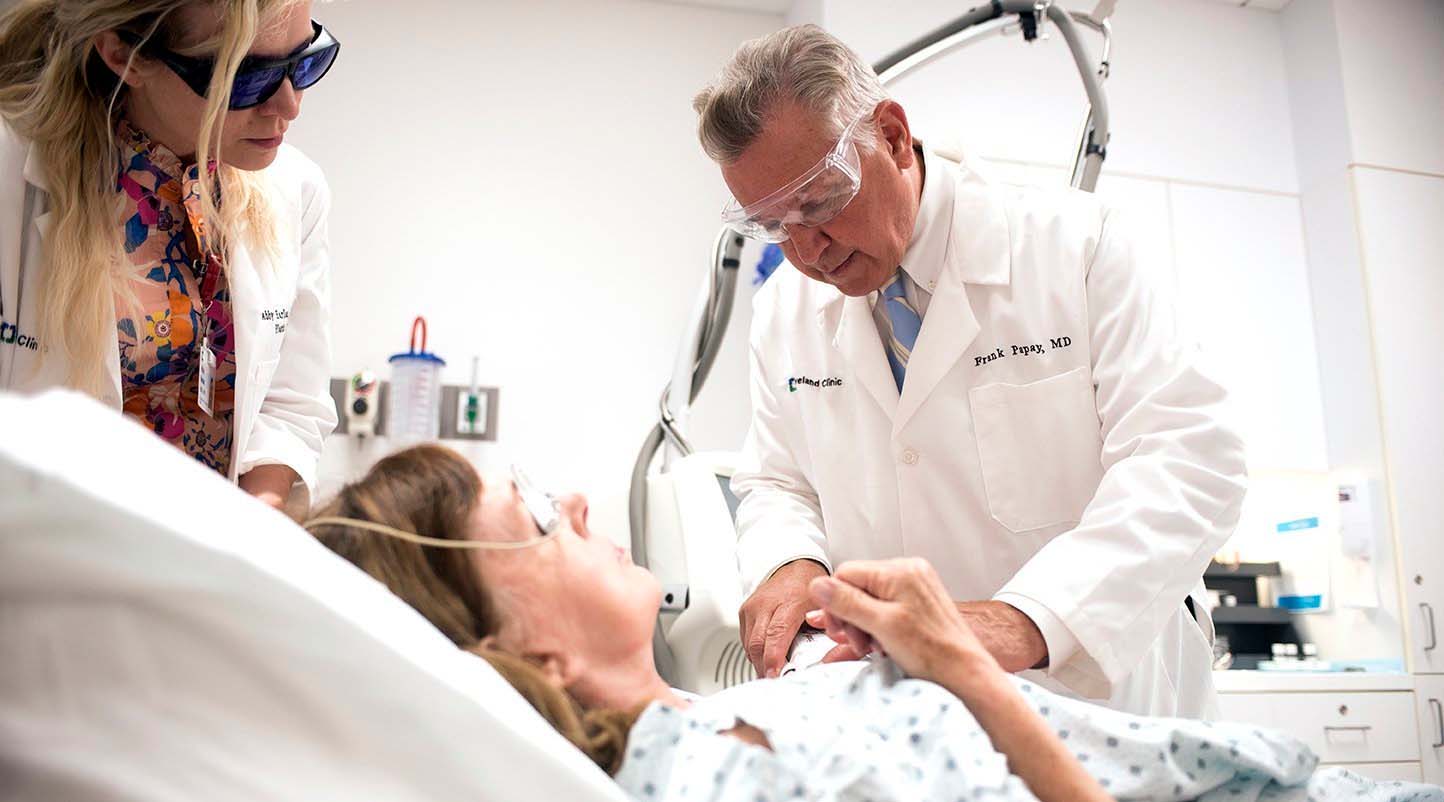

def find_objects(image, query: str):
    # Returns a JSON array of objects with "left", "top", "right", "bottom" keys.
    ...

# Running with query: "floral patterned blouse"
[{"left": 115, "top": 121, "right": 238, "bottom": 476}]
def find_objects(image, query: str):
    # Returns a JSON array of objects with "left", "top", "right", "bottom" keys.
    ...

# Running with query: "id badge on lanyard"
[{"left": 195, "top": 253, "right": 223, "bottom": 417}]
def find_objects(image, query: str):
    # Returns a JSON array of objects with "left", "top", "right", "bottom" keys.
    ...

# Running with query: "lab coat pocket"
[{"left": 969, "top": 366, "right": 1104, "bottom": 533}]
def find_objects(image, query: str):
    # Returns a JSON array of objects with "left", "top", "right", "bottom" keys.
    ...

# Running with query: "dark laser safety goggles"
[{"left": 120, "top": 20, "right": 340, "bottom": 110}]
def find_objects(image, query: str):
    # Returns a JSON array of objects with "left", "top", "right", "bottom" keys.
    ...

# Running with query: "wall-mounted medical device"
[
  {"left": 343, "top": 371, "right": 381, "bottom": 438},
  {"left": 388, "top": 317, "right": 447, "bottom": 446},
  {"left": 328, "top": 379, "right": 499, "bottom": 442},
  {"left": 329, "top": 317, "right": 500, "bottom": 442}
]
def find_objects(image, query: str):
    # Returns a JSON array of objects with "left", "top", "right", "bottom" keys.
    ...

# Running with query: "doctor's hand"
[
  {"left": 807, "top": 558, "right": 1002, "bottom": 690},
  {"left": 954, "top": 600, "right": 1049, "bottom": 674},
  {"left": 740, "top": 559, "right": 828, "bottom": 678}
]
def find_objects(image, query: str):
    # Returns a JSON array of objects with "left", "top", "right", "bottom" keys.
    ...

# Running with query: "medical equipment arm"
[
  {"left": 873, "top": 0, "right": 1111, "bottom": 194},
  {"left": 235, "top": 159, "right": 338, "bottom": 509},
  {"left": 994, "top": 207, "right": 1247, "bottom": 699},
  {"left": 630, "top": 230, "right": 743, "bottom": 679}
]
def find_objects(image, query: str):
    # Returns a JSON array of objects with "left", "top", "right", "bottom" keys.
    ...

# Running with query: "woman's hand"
[
  {"left": 806, "top": 558, "right": 1002, "bottom": 689},
  {"left": 239, "top": 464, "right": 299, "bottom": 511}
]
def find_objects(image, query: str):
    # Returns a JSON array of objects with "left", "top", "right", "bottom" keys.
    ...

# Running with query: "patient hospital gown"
[{"left": 614, "top": 658, "right": 1442, "bottom": 802}]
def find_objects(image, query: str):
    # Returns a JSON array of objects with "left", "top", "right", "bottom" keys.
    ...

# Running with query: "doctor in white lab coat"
[
  {"left": 693, "top": 25, "right": 1246, "bottom": 717},
  {"left": 0, "top": 0, "right": 337, "bottom": 508}
]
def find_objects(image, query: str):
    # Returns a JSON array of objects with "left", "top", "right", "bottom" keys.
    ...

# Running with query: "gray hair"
[{"left": 693, "top": 24, "right": 889, "bottom": 164}]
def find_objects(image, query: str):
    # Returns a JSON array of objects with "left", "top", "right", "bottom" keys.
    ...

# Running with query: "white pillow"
[{"left": 0, "top": 390, "right": 631, "bottom": 802}]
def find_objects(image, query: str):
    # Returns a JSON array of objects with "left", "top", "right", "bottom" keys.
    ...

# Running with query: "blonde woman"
[{"left": 0, "top": 0, "right": 339, "bottom": 508}]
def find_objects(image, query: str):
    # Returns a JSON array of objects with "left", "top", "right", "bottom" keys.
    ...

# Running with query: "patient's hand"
[
  {"left": 815, "top": 559, "right": 1113, "bottom": 802},
  {"left": 740, "top": 559, "right": 827, "bottom": 678},
  {"left": 808, "top": 558, "right": 1000, "bottom": 689}
]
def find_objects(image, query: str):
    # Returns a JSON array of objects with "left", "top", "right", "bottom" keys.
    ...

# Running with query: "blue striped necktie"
[{"left": 881, "top": 271, "right": 922, "bottom": 391}]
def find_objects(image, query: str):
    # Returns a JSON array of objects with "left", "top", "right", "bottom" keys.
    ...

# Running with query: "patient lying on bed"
[{"left": 308, "top": 445, "right": 1440, "bottom": 802}]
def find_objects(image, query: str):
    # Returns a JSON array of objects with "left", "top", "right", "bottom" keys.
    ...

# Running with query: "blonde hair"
[
  {"left": 693, "top": 24, "right": 889, "bottom": 164},
  {"left": 307, "top": 445, "right": 641, "bottom": 775},
  {"left": 0, "top": 0, "right": 296, "bottom": 395}
]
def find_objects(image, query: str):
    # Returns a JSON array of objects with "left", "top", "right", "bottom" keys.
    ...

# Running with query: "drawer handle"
[
  {"left": 1423, "top": 603, "right": 1439, "bottom": 652},
  {"left": 1431, "top": 698, "right": 1443, "bottom": 749},
  {"left": 1322, "top": 725, "right": 1374, "bottom": 745}
]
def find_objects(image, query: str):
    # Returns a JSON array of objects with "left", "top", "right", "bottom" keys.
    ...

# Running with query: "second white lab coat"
[
  {"left": 731, "top": 151, "right": 1247, "bottom": 718},
  {"left": 0, "top": 121, "right": 337, "bottom": 505}
]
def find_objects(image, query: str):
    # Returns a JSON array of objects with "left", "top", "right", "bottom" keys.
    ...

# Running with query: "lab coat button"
[{"left": 901, "top": 448, "right": 919, "bottom": 465}]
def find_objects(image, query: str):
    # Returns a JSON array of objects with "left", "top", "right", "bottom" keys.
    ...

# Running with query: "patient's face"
[{"left": 467, "top": 471, "right": 660, "bottom": 669}]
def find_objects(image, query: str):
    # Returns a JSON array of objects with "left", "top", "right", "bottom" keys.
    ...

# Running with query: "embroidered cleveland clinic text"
[
  {"left": 788, "top": 376, "right": 844, "bottom": 392},
  {"left": 0, "top": 319, "right": 38, "bottom": 350}
]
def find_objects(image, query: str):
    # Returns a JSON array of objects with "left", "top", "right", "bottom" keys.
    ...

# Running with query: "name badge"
[{"left": 197, "top": 339, "right": 216, "bottom": 417}]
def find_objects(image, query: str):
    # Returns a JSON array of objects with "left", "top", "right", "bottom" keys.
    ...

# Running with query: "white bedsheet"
[{"left": 0, "top": 389, "right": 630, "bottom": 802}]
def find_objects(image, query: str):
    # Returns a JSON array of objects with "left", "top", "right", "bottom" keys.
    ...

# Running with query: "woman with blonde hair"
[
  {"left": 0, "top": 0, "right": 340, "bottom": 508},
  {"left": 306, "top": 445, "right": 1435, "bottom": 801}
]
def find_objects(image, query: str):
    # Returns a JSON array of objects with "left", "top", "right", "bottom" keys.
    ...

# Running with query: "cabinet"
[
  {"left": 1350, "top": 167, "right": 1444, "bottom": 677},
  {"left": 1416, "top": 675, "right": 1444, "bottom": 786},
  {"left": 1215, "top": 673, "right": 1428, "bottom": 784},
  {"left": 1216, "top": 690, "right": 1418, "bottom": 765}
]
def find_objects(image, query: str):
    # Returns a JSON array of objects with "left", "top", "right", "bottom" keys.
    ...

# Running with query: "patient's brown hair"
[{"left": 307, "top": 445, "right": 638, "bottom": 775}]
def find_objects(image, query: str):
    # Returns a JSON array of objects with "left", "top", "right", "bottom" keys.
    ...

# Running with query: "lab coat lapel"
[
  {"left": 22, "top": 143, "right": 54, "bottom": 244},
  {"left": 893, "top": 159, "right": 1011, "bottom": 434},
  {"left": 821, "top": 293, "right": 899, "bottom": 420},
  {"left": 893, "top": 273, "right": 979, "bottom": 434},
  {"left": 228, "top": 239, "right": 259, "bottom": 478},
  {"left": 18, "top": 144, "right": 122, "bottom": 402}
]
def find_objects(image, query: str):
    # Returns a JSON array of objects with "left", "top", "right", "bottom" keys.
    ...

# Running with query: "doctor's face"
[
  {"left": 96, "top": 0, "right": 315, "bottom": 170},
  {"left": 721, "top": 100, "right": 921, "bottom": 297},
  {"left": 466, "top": 473, "right": 660, "bottom": 668}
]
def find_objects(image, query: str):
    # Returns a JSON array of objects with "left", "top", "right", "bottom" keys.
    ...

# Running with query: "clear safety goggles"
[{"left": 721, "top": 113, "right": 868, "bottom": 243}]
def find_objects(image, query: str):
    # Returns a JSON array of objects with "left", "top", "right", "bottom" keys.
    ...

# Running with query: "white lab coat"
[
  {"left": 0, "top": 121, "right": 337, "bottom": 505},
  {"left": 732, "top": 151, "right": 1247, "bottom": 719}
]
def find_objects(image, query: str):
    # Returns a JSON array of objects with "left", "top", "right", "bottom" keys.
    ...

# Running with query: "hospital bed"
[
  {"left": 632, "top": 0, "right": 1116, "bottom": 692},
  {"left": 0, "top": 390, "right": 631, "bottom": 802}
]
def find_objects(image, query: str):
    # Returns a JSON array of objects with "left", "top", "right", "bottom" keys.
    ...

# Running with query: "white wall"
[
  {"left": 809, "top": 0, "right": 1302, "bottom": 192},
  {"left": 291, "top": 0, "right": 781, "bottom": 538},
  {"left": 1332, "top": 0, "right": 1444, "bottom": 176}
]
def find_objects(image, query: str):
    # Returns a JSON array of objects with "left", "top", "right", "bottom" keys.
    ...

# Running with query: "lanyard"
[
  {"left": 194, "top": 252, "right": 224, "bottom": 313},
  {"left": 183, "top": 213, "right": 224, "bottom": 417},
  {"left": 180, "top": 189, "right": 225, "bottom": 346}
]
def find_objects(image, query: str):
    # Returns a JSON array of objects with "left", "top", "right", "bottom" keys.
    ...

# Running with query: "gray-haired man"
[{"left": 693, "top": 25, "right": 1245, "bottom": 717}]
